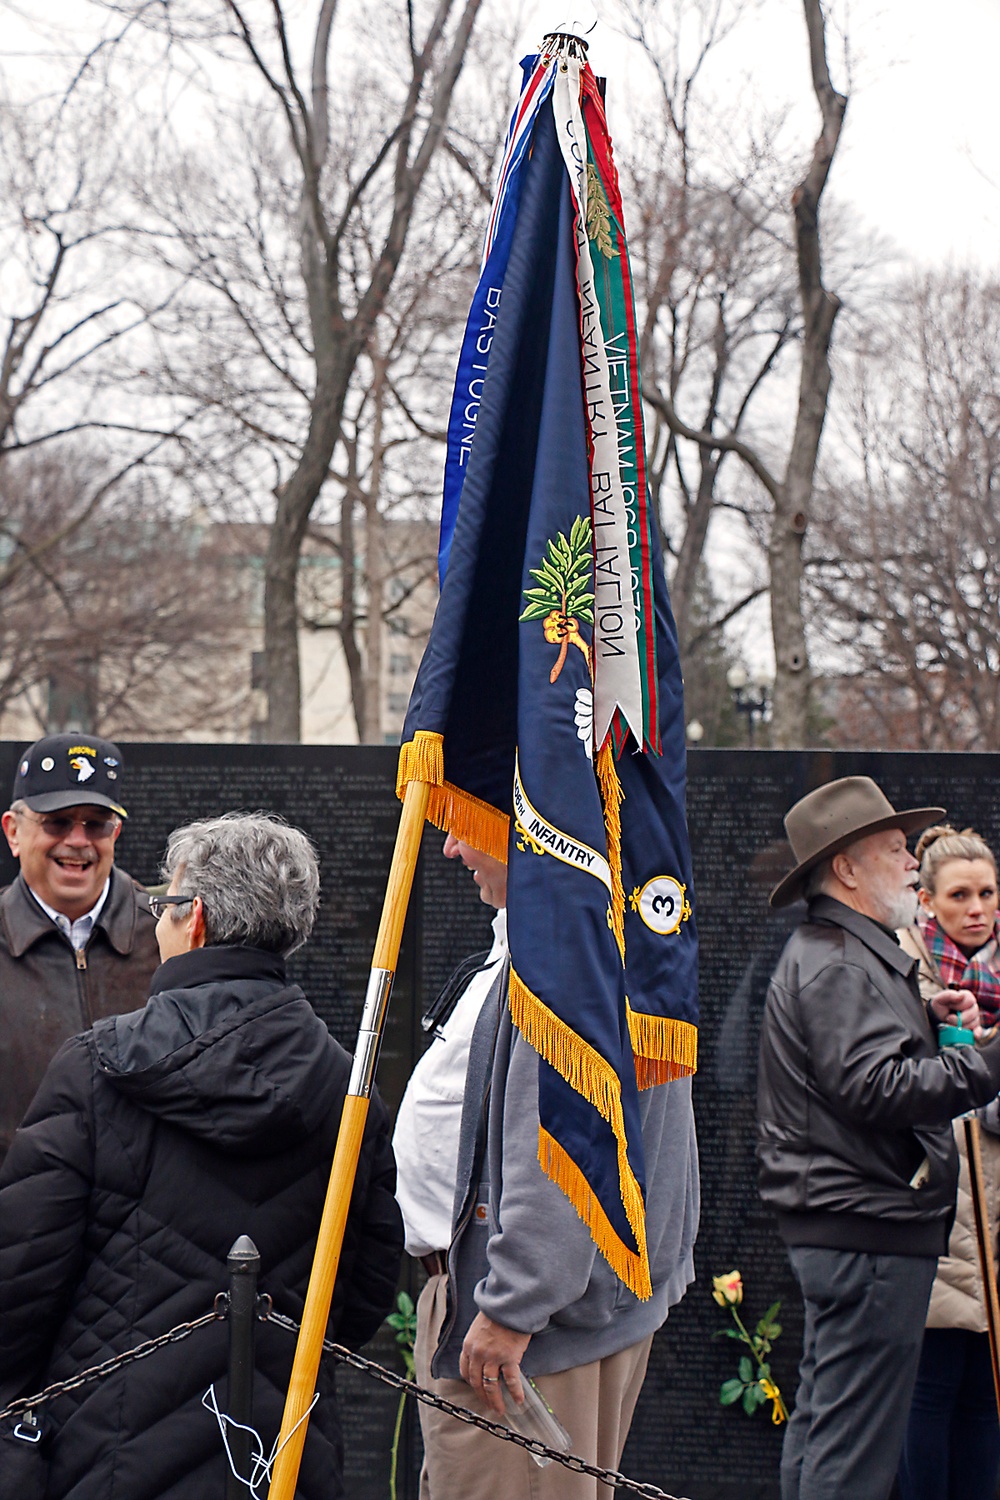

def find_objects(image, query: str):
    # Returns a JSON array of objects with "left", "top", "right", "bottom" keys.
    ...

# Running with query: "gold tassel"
[
  {"left": 510, "top": 966, "right": 652, "bottom": 1298},
  {"left": 627, "top": 1006, "right": 698, "bottom": 1088},
  {"left": 396, "top": 730, "right": 444, "bottom": 797},
  {"left": 539, "top": 1127, "right": 652, "bottom": 1301},
  {"left": 397, "top": 732, "right": 509, "bottom": 861},
  {"left": 595, "top": 739, "right": 625, "bottom": 963}
]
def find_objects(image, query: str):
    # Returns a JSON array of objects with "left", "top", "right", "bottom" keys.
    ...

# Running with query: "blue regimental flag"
[{"left": 398, "top": 42, "right": 697, "bottom": 1297}]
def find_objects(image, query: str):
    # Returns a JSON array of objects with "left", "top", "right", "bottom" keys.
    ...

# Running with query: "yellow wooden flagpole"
[
  {"left": 267, "top": 777, "right": 431, "bottom": 1500},
  {"left": 964, "top": 1116, "right": 1000, "bottom": 1421}
]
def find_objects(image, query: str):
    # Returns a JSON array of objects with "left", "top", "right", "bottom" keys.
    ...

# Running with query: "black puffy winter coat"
[{"left": 0, "top": 944, "right": 404, "bottom": 1500}]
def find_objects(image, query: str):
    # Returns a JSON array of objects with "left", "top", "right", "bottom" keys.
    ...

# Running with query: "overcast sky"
[
  {"left": 4, "top": 0, "right": 997, "bottom": 268},
  {"left": 522, "top": 0, "right": 1000, "bottom": 268}
]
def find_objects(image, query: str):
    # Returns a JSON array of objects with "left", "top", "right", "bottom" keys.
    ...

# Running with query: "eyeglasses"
[
  {"left": 148, "top": 894, "right": 195, "bottom": 921},
  {"left": 26, "top": 812, "right": 120, "bottom": 840}
]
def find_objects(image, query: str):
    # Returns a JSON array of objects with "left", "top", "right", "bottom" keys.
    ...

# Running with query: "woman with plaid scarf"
[{"left": 897, "top": 825, "right": 1000, "bottom": 1500}]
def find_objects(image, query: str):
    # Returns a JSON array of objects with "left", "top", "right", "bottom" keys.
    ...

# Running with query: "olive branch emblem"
[
  {"left": 520, "top": 515, "right": 594, "bottom": 684},
  {"left": 586, "top": 163, "right": 618, "bottom": 260}
]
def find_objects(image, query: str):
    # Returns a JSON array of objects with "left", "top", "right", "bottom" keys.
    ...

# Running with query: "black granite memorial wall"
[{"left": 0, "top": 742, "right": 990, "bottom": 1499}]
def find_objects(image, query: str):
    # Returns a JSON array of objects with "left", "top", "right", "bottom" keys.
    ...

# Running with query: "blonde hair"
[{"left": 915, "top": 824, "right": 996, "bottom": 894}]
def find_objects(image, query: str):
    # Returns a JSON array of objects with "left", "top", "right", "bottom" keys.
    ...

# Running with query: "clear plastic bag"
[{"left": 499, "top": 1375, "right": 571, "bottom": 1468}]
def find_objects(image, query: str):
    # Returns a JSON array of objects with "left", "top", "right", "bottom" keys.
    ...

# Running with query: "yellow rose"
[{"left": 712, "top": 1270, "right": 743, "bottom": 1307}]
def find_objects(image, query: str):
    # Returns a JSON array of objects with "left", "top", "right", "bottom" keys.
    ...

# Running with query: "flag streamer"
[{"left": 399, "top": 37, "right": 698, "bottom": 1295}]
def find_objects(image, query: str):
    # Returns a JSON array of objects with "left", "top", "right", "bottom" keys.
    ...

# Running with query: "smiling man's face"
[
  {"left": 443, "top": 832, "right": 507, "bottom": 910},
  {"left": 1, "top": 804, "right": 121, "bottom": 920}
]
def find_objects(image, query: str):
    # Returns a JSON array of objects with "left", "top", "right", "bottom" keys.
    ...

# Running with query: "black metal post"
[{"left": 225, "top": 1234, "right": 261, "bottom": 1499}]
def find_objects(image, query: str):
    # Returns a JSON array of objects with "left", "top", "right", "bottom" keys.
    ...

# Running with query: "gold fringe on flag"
[
  {"left": 510, "top": 964, "right": 651, "bottom": 1300},
  {"left": 595, "top": 739, "right": 625, "bottom": 963},
  {"left": 425, "top": 783, "right": 509, "bottom": 863},
  {"left": 539, "top": 1127, "right": 651, "bottom": 1301},
  {"left": 627, "top": 1005, "right": 698, "bottom": 1089},
  {"left": 396, "top": 731, "right": 509, "bottom": 863}
]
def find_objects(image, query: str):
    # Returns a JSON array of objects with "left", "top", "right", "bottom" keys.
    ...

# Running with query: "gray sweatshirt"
[{"left": 432, "top": 969, "right": 699, "bottom": 1378}]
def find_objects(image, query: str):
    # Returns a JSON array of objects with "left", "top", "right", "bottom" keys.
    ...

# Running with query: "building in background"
[{"left": 0, "top": 518, "right": 437, "bottom": 746}]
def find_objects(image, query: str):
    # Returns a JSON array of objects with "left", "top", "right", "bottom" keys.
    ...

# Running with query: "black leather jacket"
[{"left": 758, "top": 896, "right": 1000, "bottom": 1256}]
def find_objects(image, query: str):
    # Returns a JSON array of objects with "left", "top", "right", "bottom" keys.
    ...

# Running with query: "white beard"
[{"left": 876, "top": 881, "right": 919, "bottom": 931}]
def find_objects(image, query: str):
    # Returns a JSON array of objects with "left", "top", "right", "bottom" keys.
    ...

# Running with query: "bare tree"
[
  {"left": 810, "top": 269, "right": 1000, "bottom": 750},
  {"left": 618, "top": 0, "right": 793, "bottom": 655},
  {"left": 0, "top": 447, "right": 253, "bottom": 736},
  {"left": 231, "top": 0, "right": 483, "bottom": 741},
  {"left": 765, "top": 0, "right": 846, "bottom": 744},
  {"left": 113, "top": 1, "right": 517, "bottom": 741},
  {"left": 101, "top": 0, "right": 489, "bottom": 739},
  {"left": 621, "top": 0, "right": 846, "bottom": 745},
  {"left": 0, "top": 8, "right": 211, "bottom": 655}
]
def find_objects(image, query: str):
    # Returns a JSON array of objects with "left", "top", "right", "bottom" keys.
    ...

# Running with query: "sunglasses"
[
  {"left": 148, "top": 894, "right": 195, "bottom": 921},
  {"left": 28, "top": 812, "right": 120, "bottom": 840}
]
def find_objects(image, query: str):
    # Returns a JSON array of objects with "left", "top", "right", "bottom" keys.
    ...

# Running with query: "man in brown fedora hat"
[{"left": 758, "top": 776, "right": 1000, "bottom": 1500}]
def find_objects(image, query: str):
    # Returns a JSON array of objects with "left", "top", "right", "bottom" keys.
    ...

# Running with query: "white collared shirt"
[
  {"left": 392, "top": 909, "right": 508, "bottom": 1257},
  {"left": 30, "top": 879, "right": 111, "bottom": 953}
]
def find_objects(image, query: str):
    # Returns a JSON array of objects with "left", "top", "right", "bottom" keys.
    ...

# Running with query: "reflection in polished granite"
[{"left": 1, "top": 743, "right": 987, "bottom": 1500}]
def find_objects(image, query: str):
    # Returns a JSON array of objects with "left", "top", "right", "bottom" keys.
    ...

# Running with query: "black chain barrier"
[
  {"left": 0, "top": 1301, "right": 691, "bottom": 1500},
  {"left": 267, "top": 1309, "right": 691, "bottom": 1500},
  {"left": 0, "top": 1310, "right": 223, "bottom": 1423}
]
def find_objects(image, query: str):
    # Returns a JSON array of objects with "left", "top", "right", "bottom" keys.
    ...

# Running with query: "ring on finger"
[{"left": 482, "top": 1375, "right": 499, "bottom": 1384}]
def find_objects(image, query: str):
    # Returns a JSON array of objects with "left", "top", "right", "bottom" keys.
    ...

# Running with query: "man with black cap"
[
  {"left": 0, "top": 733, "right": 158, "bottom": 1163},
  {"left": 759, "top": 776, "right": 1000, "bottom": 1500}
]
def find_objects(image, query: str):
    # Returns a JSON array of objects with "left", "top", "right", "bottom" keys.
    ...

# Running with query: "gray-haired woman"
[{"left": 0, "top": 812, "right": 403, "bottom": 1500}]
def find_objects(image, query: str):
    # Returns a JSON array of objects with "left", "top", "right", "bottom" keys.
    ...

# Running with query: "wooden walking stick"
[
  {"left": 964, "top": 1115, "right": 1000, "bottom": 1421},
  {"left": 267, "top": 777, "right": 431, "bottom": 1500}
]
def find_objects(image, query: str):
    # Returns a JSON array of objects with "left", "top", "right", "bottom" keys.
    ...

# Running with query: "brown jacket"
[
  {"left": 899, "top": 923, "right": 1000, "bottom": 1333},
  {"left": 0, "top": 868, "right": 159, "bottom": 1163}
]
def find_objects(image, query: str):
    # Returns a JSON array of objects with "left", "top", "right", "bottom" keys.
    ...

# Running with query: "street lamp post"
[{"left": 726, "top": 665, "right": 771, "bottom": 747}]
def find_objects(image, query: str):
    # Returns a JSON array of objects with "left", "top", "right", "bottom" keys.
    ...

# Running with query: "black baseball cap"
[{"left": 12, "top": 734, "right": 128, "bottom": 818}]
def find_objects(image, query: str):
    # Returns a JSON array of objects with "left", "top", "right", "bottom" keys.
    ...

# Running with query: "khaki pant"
[{"left": 414, "top": 1273, "right": 652, "bottom": 1500}]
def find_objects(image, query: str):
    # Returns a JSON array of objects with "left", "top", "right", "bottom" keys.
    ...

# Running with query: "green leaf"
[
  {"left": 396, "top": 1291, "right": 414, "bottom": 1318},
  {"left": 757, "top": 1362, "right": 771, "bottom": 1380},
  {"left": 762, "top": 1301, "right": 782, "bottom": 1324},
  {"left": 738, "top": 1355, "right": 753, "bottom": 1383},
  {"left": 743, "top": 1382, "right": 765, "bottom": 1415},
  {"left": 719, "top": 1378, "right": 745, "bottom": 1406}
]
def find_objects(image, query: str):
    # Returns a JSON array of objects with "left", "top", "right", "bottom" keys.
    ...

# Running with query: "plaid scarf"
[{"left": 917, "top": 909, "right": 1000, "bottom": 1025}]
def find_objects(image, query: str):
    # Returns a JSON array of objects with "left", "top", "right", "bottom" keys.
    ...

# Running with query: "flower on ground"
[{"left": 712, "top": 1268, "right": 788, "bottom": 1426}]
